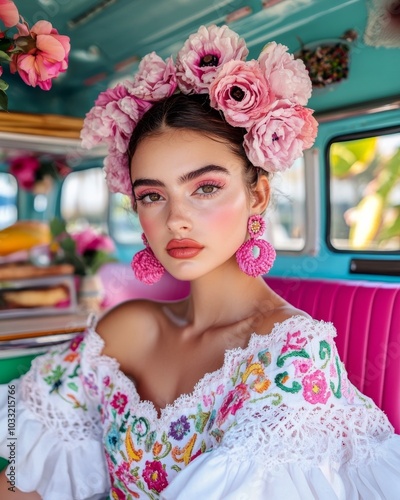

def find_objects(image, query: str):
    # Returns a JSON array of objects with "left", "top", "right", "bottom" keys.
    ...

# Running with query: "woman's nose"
[{"left": 166, "top": 202, "right": 192, "bottom": 232}]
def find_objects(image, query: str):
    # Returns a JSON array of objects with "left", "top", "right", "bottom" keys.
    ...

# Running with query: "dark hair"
[{"left": 127, "top": 93, "right": 266, "bottom": 192}]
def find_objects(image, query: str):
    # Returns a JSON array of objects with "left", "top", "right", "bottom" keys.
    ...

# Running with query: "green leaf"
[
  {"left": 0, "top": 89, "right": 8, "bottom": 111},
  {"left": 0, "top": 50, "right": 11, "bottom": 63},
  {"left": 0, "top": 78, "right": 9, "bottom": 91},
  {"left": 84, "top": 249, "right": 117, "bottom": 274},
  {"left": 50, "top": 217, "right": 66, "bottom": 237}
]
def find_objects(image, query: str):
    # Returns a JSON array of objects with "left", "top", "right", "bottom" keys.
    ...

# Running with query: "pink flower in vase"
[
  {"left": 72, "top": 227, "right": 115, "bottom": 256},
  {"left": 10, "top": 20, "right": 70, "bottom": 90},
  {"left": 9, "top": 155, "right": 40, "bottom": 190}
]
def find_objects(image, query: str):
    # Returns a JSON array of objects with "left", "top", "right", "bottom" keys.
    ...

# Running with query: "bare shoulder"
[
  {"left": 257, "top": 305, "right": 311, "bottom": 336},
  {"left": 95, "top": 299, "right": 162, "bottom": 370}
]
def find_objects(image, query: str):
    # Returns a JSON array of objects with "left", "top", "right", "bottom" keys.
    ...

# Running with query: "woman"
[{"left": 1, "top": 25, "right": 399, "bottom": 499}]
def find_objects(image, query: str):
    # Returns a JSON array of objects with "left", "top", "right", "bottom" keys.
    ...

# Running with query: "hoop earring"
[
  {"left": 235, "top": 215, "right": 276, "bottom": 277},
  {"left": 131, "top": 233, "right": 165, "bottom": 285}
]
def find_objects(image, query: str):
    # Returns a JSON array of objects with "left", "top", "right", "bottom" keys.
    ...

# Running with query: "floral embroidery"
[
  {"left": 302, "top": 369, "right": 331, "bottom": 404},
  {"left": 169, "top": 416, "right": 190, "bottom": 441},
  {"left": 70, "top": 335, "right": 84, "bottom": 351},
  {"left": 142, "top": 460, "right": 169, "bottom": 492},
  {"left": 216, "top": 383, "right": 250, "bottom": 426},
  {"left": 110, "top": 391, "right": 128, "bottom": 414},
  {"left": 106, "top": 422, "right": 122, "bottom": 454},
  {"left": 281, "top": 330, "right": 307, "bottom": 353},
  {"left": 293, "top": 358, "right": 313, "bottom": 377},
  {"left": 63, "top": 351, "right": 79, "bottom": 362}
]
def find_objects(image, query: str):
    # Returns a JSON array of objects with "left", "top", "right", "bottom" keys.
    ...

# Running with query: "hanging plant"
[{"left": 296, "top": 30, "right": 357, "bottom": 88}]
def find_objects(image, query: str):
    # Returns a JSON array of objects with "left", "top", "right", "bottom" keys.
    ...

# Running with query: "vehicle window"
[
  {"left": 267, "top": 157, "right": 306, "bottom": 252},
  {"left": 0, "top": 173, "right": 18, "bottom": 230},
  {"left": 109, "top": 193, "right": 142, "bottom": 246},
  {"left": 329, "top": 130, "right": 400, "bottom": 252},
  {"left": 60, "top": 167, "right": 109, "bottom": 231}
]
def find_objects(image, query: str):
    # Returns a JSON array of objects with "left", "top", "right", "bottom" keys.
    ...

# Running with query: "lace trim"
[
  {"left": 218, "top": 400, "right": 394, "bottom": 470},
  {"left": 83, "top": 315, "right": 336, "bottom": 427},
  {"left": 20, "top": 351, "right": 102, "bottom": 446}
]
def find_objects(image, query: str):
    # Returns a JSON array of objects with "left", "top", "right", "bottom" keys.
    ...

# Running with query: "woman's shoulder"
[{"left": 94, "top": 299, "right": 176, "bottom": 374}]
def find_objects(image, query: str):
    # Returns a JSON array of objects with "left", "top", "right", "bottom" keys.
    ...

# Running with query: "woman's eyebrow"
[
  {"left": 132, "top": 165, "right": 230, "bottom": 190},
  {"left": 178, "top": 165, "right": 230, "bottom": 183}
]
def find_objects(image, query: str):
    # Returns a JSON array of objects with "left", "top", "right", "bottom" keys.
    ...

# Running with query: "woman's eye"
[
  {"left": 136, "top": 192, "right": 163, "bottom": 203},
  {"left": 195, "top": 184, "right": 221, "bottom": 195}
]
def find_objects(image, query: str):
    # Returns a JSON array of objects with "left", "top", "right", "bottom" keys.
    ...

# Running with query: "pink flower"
[
  {"left": 281, "top": 330, "right": 308, "bottom": 354},
  {"left": 9, "top": 155, "right": 40, "bottom": 190},
  {"left": 302, "top": 370, "right": 331, "bottom": 404},
  {"left": 0, "top": 0, "right": 19, "bottom": 27},
  {"left": 71, "top": 227, "right": 115, "bottom": 255},
  {"left": 176, "top": 24, "right": 248, "bottom": 94},
  {"left": 244, "top": 99, "right": 318, "bottom": 172},
  {"left": 110, "top": 391, "right": 128, "bottom": 414},
  {"left": 142, "top": 460, "right": 168, "bottom": 493},
  {"left": 258, "top": 42, "right": 312, "bottom": 105},
  {"left": 216, "top": 383, "right": 250, "bottom": 426},
  {"left": 10, "top": 20, "right": 70, "bottom": 90},
  {"left": 209, "top": 59, "right": 273, "bottom": 128},
  {"left": 129, "top": 52, "right": 177, "bottom": 101},
  {"left": 103, "top": 147, "right": 132, "bottom": 196},
  {"left": 81, "top": 84, "right": 151, "bottom": 153},
  {"left": 293, "top": 358, "right": 312, "bottom": 377}
]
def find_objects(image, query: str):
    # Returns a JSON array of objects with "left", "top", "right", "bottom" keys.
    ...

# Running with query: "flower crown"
[{"left": 81, "top": 24, "right": 318, "bottom": 196}]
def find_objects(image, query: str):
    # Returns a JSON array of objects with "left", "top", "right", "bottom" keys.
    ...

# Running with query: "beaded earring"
[
  {"left": 131, "top": 233, "right": 165, "bottom": 285},
  {"left": 235, "top": 215, "right": 276, "bottom": 277}
]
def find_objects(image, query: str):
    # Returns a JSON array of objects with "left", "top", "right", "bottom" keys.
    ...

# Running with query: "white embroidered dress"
[{"left": 0, "top": 316, "right": 399, "bottom": 499}]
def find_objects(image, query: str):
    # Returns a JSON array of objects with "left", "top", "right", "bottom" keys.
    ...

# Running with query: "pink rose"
[
  {"left": 0, "top": 0, "right": 19, "bottom": 28},
  {"left": 10, "top": 20, "right": 70, "bottom": 90},
  {"left": 71, "top": 227, "right": 115, "bottom": 255},
  {"left": 103, "top": 147, "right": 132, "bottom": 196},
  {"left": 9, "top": 155, "right": 40, "bottom": 190},
  {"left": 244, "top": 99, "right": 318, "bottom": 172},
  {"left": 129, "top": 52, "right": 177, "bottom": 101},
  {"left": 258, "top": 42, "right": 312, "bottom": 105},
  {"left": 209, "top": 60, "right": 273, "bottom": 128},
  {"left": 176, "top": 24, "right": 248, "bottom": 94}
]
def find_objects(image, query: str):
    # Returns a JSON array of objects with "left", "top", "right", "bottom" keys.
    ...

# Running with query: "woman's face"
[{"left": 130, "top": 128, "right": 252, "bottom": 281}]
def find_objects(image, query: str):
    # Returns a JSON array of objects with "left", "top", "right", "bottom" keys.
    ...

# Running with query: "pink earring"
[
  {"left": 235, "top": 215, "right": 276, "bottom": 277},
  {"left": 131, "top": 233, "right": 165, "bottom": 285}
]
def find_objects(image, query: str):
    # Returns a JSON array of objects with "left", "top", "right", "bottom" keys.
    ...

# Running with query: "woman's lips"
[{"left": 166, "top": 239, "right": 204, "bottom": 259}]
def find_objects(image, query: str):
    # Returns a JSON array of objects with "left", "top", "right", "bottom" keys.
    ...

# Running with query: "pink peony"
[
  {"left": 129, "top": 52, "right": 177, "bottom": 101},
  {"left": 176, "top": 24, "right": 248, "bottom": 94},
  {"left": 0, "top": 0, "right": 19, "bottom": 28},
  {"left": 209, "top": 59, "right": 273, "bottom": 128},
  {"left": 10, "top": 20, "right": 70, "bottom": 90},
  {"left": 103, "top": 147, "right": 132, "bottom": 196},
  {"left": 258, "top": 42, "right": 312, "bottom": 106},
  {"left": 9, "top": 155, "right": 40, "bottom": 190},
  {"left": 81, "top": 84, "right": 151, "bottom": 153},
  {"left": 244, "top": 99, "right": 318, "bottom": 172},
  {"left": 71, "top": 227, "right": 115, "bottom": 256}
]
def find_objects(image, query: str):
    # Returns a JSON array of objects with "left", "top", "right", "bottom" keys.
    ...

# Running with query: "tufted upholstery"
[
  {"left": 265, "top": 277, "right": 400, "bottom": 433},
  {"left": 99, "top": 264, "right": 400, "bottom": 433}
]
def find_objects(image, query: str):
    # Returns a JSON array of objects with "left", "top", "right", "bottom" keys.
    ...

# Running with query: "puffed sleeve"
[
  {"left": 0, "top": 332, "right": 110, "bottom": 500},
  {"left": 161, "top": 316, "right": 400, "bottom": 500}
]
